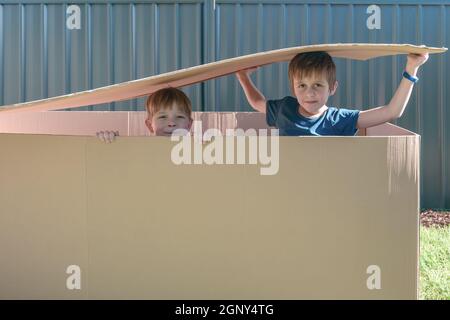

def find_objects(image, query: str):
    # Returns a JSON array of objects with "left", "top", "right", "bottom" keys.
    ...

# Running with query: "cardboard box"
[
  {"left": 0, "top": 111, "right": 419, "bottom": 299},
  {"left": 0, "top": 43, "right": 445, "bottom": 114}
]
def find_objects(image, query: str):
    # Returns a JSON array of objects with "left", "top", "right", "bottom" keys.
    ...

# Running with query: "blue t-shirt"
[{"left": 266, "top": 96, "right": 360, "bottom": 136}]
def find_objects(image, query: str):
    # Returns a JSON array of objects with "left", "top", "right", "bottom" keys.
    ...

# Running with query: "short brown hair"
[
  {"left": 288, "top": 51, "right": 336, "bottom": 92},
  {"left": 145, "top": 87, "right": 192, "bottom": 119}
]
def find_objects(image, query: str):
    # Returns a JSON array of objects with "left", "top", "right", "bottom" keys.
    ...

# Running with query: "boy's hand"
[
  {"left": 236, "top": 67, "right": 258, "bottom": 81},
  {"left": 406, "top": 53, "right": 429, "bottom": 73},
  {"left": 96, "top": 130, "right": 119, "bottom": 143}
]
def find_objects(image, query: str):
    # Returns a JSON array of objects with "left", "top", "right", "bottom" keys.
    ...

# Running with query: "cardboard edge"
[
  {"left": 0, "top": 43, "right": 447, "bottom": 113},
  {"left": 366, "top": 122, "right": 418, "bottom": 137},
  {"left": 0, "top": 111, "right": 422, "bottom": 138}
]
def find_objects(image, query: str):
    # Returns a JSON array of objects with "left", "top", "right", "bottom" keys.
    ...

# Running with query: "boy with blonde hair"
[
  {"left": 97, "top": 87, "right": 193, "bottom": 142},
  {"left": 144, "top": 87, "right": 193, "bottom": 136},
  {"left": 236, "top": 51, "right": 428, "bottom": 135}
]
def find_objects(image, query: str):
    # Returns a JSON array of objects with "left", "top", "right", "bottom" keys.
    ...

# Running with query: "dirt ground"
[{"left": 420, "top": 210, "right": 450, "bottom": 228}]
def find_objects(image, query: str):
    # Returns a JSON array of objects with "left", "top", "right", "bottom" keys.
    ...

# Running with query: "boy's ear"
[
  {"left": 187, "top": 118, "right": 193, "bottom": 131},
  {"left": 145, "top": 118, "right": 154, "bottom": 134},
  {"left": 330, "top": 81, "right": 338, "bottom": 95}
]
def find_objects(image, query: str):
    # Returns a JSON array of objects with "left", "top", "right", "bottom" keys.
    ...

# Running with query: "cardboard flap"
[{"left": 0, "top": 43, "right": 446, "bottom": 114}]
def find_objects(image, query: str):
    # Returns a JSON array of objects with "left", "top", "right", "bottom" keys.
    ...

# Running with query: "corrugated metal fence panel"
[
  {"left": 0, "top": 0, "right": 204, "bottom": 111},
  {"left": 213, "top": 1, "right": 449, "bottom": 210},
  {"left": 443, "top": 4, "right": 449, "bottom": 211},
  {"left": 0, "top": 0, "right": 448, "bottom": 209}
]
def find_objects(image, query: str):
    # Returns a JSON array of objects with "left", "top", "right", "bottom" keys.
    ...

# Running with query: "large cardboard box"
[{"left": 0, "top": 111, "right": 419, "bottom": 299}]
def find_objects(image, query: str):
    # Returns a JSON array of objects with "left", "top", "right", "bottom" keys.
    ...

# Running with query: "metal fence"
[{"left": 0, "top": 0, "right": 449, "bottom": 209}]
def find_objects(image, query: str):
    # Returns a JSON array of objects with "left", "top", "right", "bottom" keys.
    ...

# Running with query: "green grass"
[{"left": 419, "top": 225, "right": 450, "bottom": 300}]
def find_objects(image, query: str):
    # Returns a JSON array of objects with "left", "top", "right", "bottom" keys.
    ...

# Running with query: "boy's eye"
[
  {"left": 158, "top": 115, "right": 167, "bottom": 119},
  {"left": 177, "top": 115, "right": 186, "bottom": 119},
  {"left": 315, "top": 84, "right": 322, "bottom": 87}
]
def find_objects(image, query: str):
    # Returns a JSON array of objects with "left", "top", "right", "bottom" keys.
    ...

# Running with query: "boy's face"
[
  {"left": 293, "top": 71, "right": 337, "bottom": 117},
  {"left": 145, "top": 105, "right": 192, "bottom": 136}
]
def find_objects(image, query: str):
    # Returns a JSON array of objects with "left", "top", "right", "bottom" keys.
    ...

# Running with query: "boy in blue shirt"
[{"left": 236, "top": 51, "right": 428, "bottom": 136}]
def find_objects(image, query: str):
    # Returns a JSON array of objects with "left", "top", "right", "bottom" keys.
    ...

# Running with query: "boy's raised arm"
[
  {"left": 357, "top": 53, "right": 429, "bottom": 129},
  {"left": 236, "top": 68, "right": 267, "bottom": 113}
]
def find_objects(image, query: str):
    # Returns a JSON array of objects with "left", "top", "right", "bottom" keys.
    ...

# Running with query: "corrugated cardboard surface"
[
  {"left": 0, "top": 111, "right": 413, "bottom": 137},
  {"left": 0, "top": 114, "right": 420, "bottom": 298},
  {"left": 0, "top": 135, "right": 88, "bottom": 299},
  {"left": 0, "top": 43, "right": 446, "bottom": 114}
]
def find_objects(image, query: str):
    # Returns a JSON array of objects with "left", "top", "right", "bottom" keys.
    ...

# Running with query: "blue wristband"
[{"left": 403, "top": 71, "right": 419, "bottom": 83}]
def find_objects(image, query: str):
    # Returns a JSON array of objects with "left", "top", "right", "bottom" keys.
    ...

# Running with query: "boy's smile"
[
  {"left": 146, "top": 105, "right": 192, "bottom": 136},
  {"left": 293, "top": 72, "right": 337, "bottom": 118}
]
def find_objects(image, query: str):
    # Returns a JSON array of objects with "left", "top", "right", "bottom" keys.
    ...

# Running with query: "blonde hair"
[
  {"left": 145, "top": 87, "right": 192, "bottom": 119},
  {"left": 288, "top": 51, "right": 336, "bottom": 93}
]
